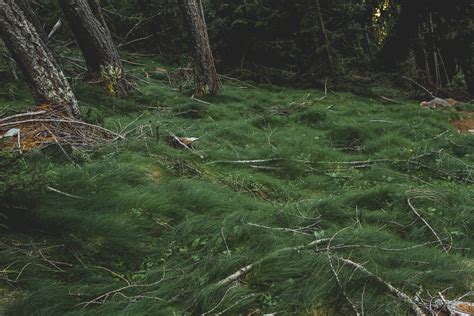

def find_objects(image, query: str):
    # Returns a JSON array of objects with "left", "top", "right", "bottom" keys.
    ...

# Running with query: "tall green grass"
[{"left": 0, "top": 59, "right": 473, "bottom": 315}]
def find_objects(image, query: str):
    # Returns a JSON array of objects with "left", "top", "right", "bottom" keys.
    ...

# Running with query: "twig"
[
  {"left": 0, "top": 110, "right": 47, "bottom": 123},
  {"left": 0, "top": 118, "right": 124, "bottom": 139},
  {"left": 217, "top": 264, "right": 254, "bottom": 286},
  {"left": 47, "top": 19, "right": 62, "bottom": 41},
  {"left": 218, "top": 74, "right": 259, "bottom": 89},
  {"left": 401, "top": 75, "right": 435, "bottom": 98},
  {"left": 380, "top": 96, "right": 402, "bottom": 104},
  {"left": 202, "top": 284, "right": 238, "bottom": 315},
  {"left": 318, "top": 78, "right": 328, "bottom": 101},
  {"left": 326, "top": 228, "right": 360, "bottom": 315},
  {"left": 336, "top": 257, "right": 427, "bottom": 316},
  {"left": 247, "top": 222, "right": 312, "bottom": 235},
  {"left": 191, "top": 95, "right": 211, "bottom": 105},
  {"left": 46, "top": 186, "right": 85, "bottom": 199},
  {"left": 166, "top": 131, "right": 204, "bottom": 159},
  {"left": 221, "top": 227, "right": 231, "bottom": 257},
  {"left": 118, "top": 34, "right": 154, "bottom": 48},
  {"left": 207, "top": 158, "right": 284, "bottom": 165},
  {"left": 407, "top": 199, "right": 447, "bottom": 253}
]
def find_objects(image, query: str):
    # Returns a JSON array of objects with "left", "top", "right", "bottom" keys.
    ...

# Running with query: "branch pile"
[{"left": 0, "top": 104, "right": 123, "bottom": 151}]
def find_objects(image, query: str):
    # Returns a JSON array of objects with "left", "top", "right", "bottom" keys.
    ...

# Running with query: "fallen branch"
[
  {"left": 336, "top": 256, "right": 427, "bottom": 316},
  {"left": 401, "top": 75, "right": 435, "bottom": 98},
  {"left": 207, "top": 158, "right": 284, "bottom": 165},
  {"left": 46, "top": 186, "right": 85, "bottom": 199},
  {"left": 166, "top": 131, "right": 204, "bottom": 159},
  {"left": 0, "top": 118, "right": 124, "bottom": 140},
  {"left": 247, "top": 222, "right": 315, "bottom": 235},
  {"left": 0, "top": 110, "right": 47, "bottom": 123},
  {"left": 407, "top": 198, "right": 447, "bottom": 253},
  {"left": 380, "top": 96, "right": 403, "bottom": 104},
  {"left": 217, "top": 264, "right": 254, "bottom": 286}
]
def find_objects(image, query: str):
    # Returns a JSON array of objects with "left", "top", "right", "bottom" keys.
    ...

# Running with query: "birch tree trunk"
[
  {"left": 59, "top": 0, "right": 129, "bottom": 96},
  {"left": 0, "top": 0, "right": 81, "bottom": 119},
  {"left": 178, "top": 0, "right": 219, "bottom": 96}
]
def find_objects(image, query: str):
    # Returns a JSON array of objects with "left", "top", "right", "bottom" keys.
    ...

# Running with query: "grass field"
[{"left": 1, "top": 57, "right": 473, "bottom": 315}]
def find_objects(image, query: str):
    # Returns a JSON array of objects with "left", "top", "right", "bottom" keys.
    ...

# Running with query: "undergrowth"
[{"left": 0, "top": 57, "right": 473, "bottom": 315}]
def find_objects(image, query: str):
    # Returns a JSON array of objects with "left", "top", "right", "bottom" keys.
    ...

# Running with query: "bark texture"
[
  {"left": 178, "top": 0, "right": 219, "bottom": 96},
  {"left": 17, "top": 0, "right": 48, "bottom": 41},
  {"left": 59, "top": 0, "right": 128, "bottom": 96},
  {"left": 0, "top": 0, "right": 81, "bottom": 119}
]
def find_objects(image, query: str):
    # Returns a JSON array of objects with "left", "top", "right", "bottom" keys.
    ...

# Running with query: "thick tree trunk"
[
  {"left": 178, "top": 0, "right": 219, "bottom": 96},
  {"left": 16, "top": 0, "right": 48, "bottom": 41},
  {"left": 59, "top": 0, "right": 128, "bottom": 96},
  {"left": 0, "top": 0, "right": 81, "bottom": 119}
]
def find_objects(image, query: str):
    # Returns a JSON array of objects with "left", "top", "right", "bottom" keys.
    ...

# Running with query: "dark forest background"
[{"left": 2, "top": 0, "right": 474, "bottom": 97}]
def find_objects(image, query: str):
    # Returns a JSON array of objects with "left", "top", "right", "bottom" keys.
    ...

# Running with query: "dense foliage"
[{"left": 3, "top": 0, "right": 471, "bottom": 94}]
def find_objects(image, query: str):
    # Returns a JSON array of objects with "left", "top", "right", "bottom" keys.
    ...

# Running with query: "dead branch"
[
  {"left": 401, "top": 75, "right": 435, "bottom": 98},
  {"left": 407, "top": 198, "right": 447, "bottom": 253},
  {"left": 46, "top": 186, "right": 85, "bottom": 199},
  {"left": 78, "top": 268, "right": 167, "bottom": 309},
  {"left": 0, "top": 118, "right": 124, "bottom": 139},
  {"left": 217, "top": 264, "right": 254, "bottom": 286},
  {"left": 0, "top": 110, "right": 47, "bottom": 123},
  {"left": 166, "top": 131, "right": 204, "bottom": 159},
  {"left": 247, "top": 222, "right": 314, "bottom": 235},
  {"left": 335, "top": 256, "right": 427, "bottom": 316},
  {"left": 207, "top": 158, "right": 285, "bottom": 165}
]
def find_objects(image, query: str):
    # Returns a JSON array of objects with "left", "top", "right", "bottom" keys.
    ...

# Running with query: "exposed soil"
[{"left": 452, "top": 111, "right": 474, "bottom": 133}]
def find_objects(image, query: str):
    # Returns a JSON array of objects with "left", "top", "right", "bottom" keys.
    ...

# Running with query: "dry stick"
[
  {"left": 217, "top": 264, "right": 254, "bottom": 286},
  {"left": 0, "top": 119, "right": 124, "bottom": 139},
  {"left": 118, "top": 34, "right": 154, "bottom": 48},
  {"left": 380, "top": 96, "right": 402, "bottom": 104},
  {"left": 221, "top": 227, "right": 231, "bottom": 257},
  {"left": 43, "top": 125, "right": 77, "bottom": 165},
  {"left": 78, "top": 270, "right": 167, "bottom": 309},
  {"left": 326, "top": 228, "right": 360, "bottom": 316},
  {"left": 167, "top": 131, "right": 204, "bottom": 159},
  {"left": 202, "top": 284, "right": 238, "bottom": 315},
  {"left": 335, "top": 257, "right": 427, "bottom": 316},
  {"left": 191, "top": 95, "right": 211, "bottom": 105},
  {"left": 318, "top": 78, "right": 328, "bottom": 101},
  {"left": 217, "top": 238, "right": 331, "bottom": 287},
  {"left": 0, "top": 110, "right": 47, "bottom": 123},
  {"left": 46, "top": 186, "right": 85, "bottom": 199},
  {"left": 47, "top": 19, "right": 62, "bottom": 41},
  {"left": 407, "top": 199, "right": 447, "bottom": 253},
  {"left": 218, "top": 74, "right": 259, "bottom": 89},
  {"left": 401, "top": 76, "right": 435, "bottom": 98},
  {"left": 247, "top": 222, "right": 312, "bottom": 235},
  {"left": 207, "top": 158, "right": 285, "bottom": 165}
]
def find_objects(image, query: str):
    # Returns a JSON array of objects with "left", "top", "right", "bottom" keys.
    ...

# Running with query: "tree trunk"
[
  {"left": 178, "top": 0, "right": 219, "bottom": 96},
  {"left": 59, "top": 0, "right": 128, "bottom": 96},
  {"left": 16, "top": 0, "right": 48, "bottom": 41},
  {"left": 0, "top": 0, "right": 81, "bottom": 119}
]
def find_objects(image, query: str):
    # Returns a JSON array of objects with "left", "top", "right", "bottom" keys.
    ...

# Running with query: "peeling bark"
[
  {"left": 0, "top": 0, "right": 81, "bottom": 119},
  {"left": 178, "top": 0, "right": 219, "bottom": 96},
  {"left": 59, "top": 0, "right": 129, "bottom": 96}
]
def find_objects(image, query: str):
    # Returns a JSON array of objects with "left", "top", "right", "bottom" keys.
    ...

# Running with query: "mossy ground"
[{"left": 0, "top": 57, "right": 473, "bottom": 315}]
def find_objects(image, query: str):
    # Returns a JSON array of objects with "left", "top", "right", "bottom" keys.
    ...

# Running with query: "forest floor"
[{"left": 0, "top": 56, "right": 473, "bottom": 315}]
